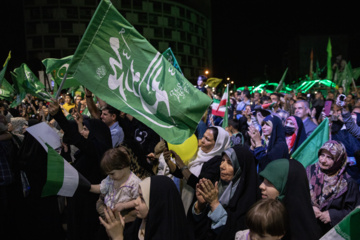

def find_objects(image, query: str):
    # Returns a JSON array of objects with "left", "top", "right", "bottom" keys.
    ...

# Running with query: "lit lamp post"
[{"left": 205, "top": 70, "right": 209, "bottom": 76}]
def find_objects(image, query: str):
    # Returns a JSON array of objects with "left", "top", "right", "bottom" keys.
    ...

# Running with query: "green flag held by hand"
[
  {"left": 291, "top": 118, "right": 329, "bottom": 168},
  {"left": 42, "top": 55, "right": 80, "bottom": 90},
  {"left": 67, "top": 0, "right": 211, "bottom": 145}
]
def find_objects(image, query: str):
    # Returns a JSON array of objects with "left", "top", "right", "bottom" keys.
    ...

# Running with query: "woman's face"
[
  {"left": 201, "top": 129, "right": 216, "bottom": 153},
  {"left": 80, "top": 125, "right": 90, "bottom": 139},
  {"left": 318, "top": 150, "right": 335, "bottom": 170},
  {"left": 259, "top": 178, "right": 279, "bottom": 199},
  {"left": 135, "top": 187, "right": 149, "bottom": 219},
  {"left": 220, "top": 154, "right": 234, "bottom": 182},
  {"left": 285, "top": 119, "right": 296, "bottom": 128},
  {"left": 261, "top": 122, "right": 273, "bottom": 137}
]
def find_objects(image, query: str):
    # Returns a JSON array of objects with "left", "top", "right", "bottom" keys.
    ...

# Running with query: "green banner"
[
  {"left": 13, "top": 63, "right": 52, "bottom": 101},
  {"left": 42, "top": 55, "right": 80, "bottom": 90},
  {"left": 66, "top": 0, "right": 211, "bottom": 144},
  {"left": 162, "top": 47, "right": 183, "bottom": 75}
]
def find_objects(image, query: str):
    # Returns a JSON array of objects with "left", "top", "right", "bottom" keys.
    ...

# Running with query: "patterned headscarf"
[{"left": 307, "top": 140, "right": 348, "bottom": 209}]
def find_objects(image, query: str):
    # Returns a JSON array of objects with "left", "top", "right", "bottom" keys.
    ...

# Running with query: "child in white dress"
[{"left": 90, "top": 147, "right": 141, "bottom": 223}]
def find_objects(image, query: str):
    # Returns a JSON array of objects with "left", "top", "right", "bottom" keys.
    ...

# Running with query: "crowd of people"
[{"left": 1, "top": 76, "right": 360, "bottom": 240}]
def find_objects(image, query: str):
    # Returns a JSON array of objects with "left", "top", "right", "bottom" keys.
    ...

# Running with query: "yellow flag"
[
  {"left": 3, "top": 51, "right": 11, "bottom": 68},
  {"left": 205, "top": 77, "right": 223, "bottom": 87}
]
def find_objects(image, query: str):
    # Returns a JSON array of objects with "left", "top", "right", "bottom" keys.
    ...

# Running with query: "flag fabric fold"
[
  {"left": 291, "top": 118, "right": 329, "bottom": 168},
  {"left": 162, "top": 47, "right": 183, "bottom": 75},
  {"left": 42, "top": 144, "right": 91, "bottom": 197},
  {"left": 66, "top": 0, "right": 211, "bottom": 145}
]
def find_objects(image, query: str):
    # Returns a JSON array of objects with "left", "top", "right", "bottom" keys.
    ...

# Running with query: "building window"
[
  {"left": 133, "top": 1, "right": 142, "bottom": 10},
  {"left": 153, "top": 2, "right": 162, "bottom": 13},
  {"left": 79, "top": 8, "right": 92, "bottom": 18},
  {"left": 149, "top": 14, "right": 157, "bottom": 25},
  {"left": 48, "top": 22, "right": 60, "bottom": 33},
  {"left": 32, "top": 36, "right": 43, "bottom": 49},
  {"left": 44, "top": 36, "right": 55, "bottom": 48},
  {"left": 121, "top": 0, "right": 132, "bottom": 9},
  {"left": 67, "top": 7, "right": 78, "bottom": 19},
  {"left": 26, "top": 22, "right": 36, "bottom": 34},
  {"left": 163, "top": 3, "right": 171, "bottom": 14},
  {"left": 68, "top": 36, "right": 79, "bottom": 48},
  {"left": 61, "top": 21, "right": 73, "bottom": 33},
  {"left": 138, "top": 13, "right": 147, "bottom": 24},
  {"left": 154, "top": 28, "right": 162, "bottom": 38}
]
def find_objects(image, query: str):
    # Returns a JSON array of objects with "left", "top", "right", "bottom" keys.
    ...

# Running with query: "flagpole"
[{"left": 55, "top": 72, "right": 67, "bottom": 100}]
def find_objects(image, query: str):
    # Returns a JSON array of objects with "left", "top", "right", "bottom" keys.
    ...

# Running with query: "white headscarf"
[
  {"left": 182, "top": 126, "right": 230, "bottom": 213},
  {"left": 188, "top": 126, "right": 231, "bottom": 177}
]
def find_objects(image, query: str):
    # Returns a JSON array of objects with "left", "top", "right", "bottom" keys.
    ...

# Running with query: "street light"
[{"left": 205, "top": 70, "right": 209, "bottom": 75}]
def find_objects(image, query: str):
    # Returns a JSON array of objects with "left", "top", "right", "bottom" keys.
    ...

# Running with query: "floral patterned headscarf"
[{"left": 307, "top": 140, "right": 348, "bottom": 209}]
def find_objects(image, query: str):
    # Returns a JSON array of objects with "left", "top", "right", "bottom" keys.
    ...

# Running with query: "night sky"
[
  {"left": 210, "top": 1, "right": 360, "bottom": 86},
  {"left": 1, "top": 1, "right": 360, "bottom": 87}
]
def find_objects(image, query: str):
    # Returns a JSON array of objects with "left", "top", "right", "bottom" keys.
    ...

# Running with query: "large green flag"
[
  {"left": 13, "top": 63, "right": 52, "bottom": 101},
  {"left": 162, "top": 47, "right": 183, "bottom": 75},
  {"left": 291, "top": 118, "right": 329, "bottom": 168},
  {"left": 0, "top": 51, "right": 11, "bottom": 87},
  {"left": 66, "top": 0, "right": 212, "bottom": 144},
  {"left": 0, "top": 78, "right": 15, "bottom": 101},
  {"left": 326, "top": 38, "right": 332, "bottom": 80},
  {"left": 42, "top": 55, "right": 80, "bottom": 90}
]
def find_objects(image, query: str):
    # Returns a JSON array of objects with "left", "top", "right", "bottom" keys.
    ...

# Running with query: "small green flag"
[
  {"left": 327, "top": 38, "right": 333, "bottom": 80},
  {"left": 13, "top": 63, "right": 52, "bottom": 101},
  {"left": 66, "top": 0, "right": 211, "bottom": 145},
  {"left": 275, "top": 67, "right": 288, "bottom": 92},
  {"left": 42, "top": 55, "right": 80, "bottom": 90},
  {"left": 9, "top": 71, "right": 27, "bottom": 108},
  {"left": 0, "top": 51, "right": 11, "bottom": 87},
  {"left": 291, "top": 118, "right": 329, "bottom": 168},
  {"left": 222, "top": 84, "right": 230, "bottom": 129},
  {"left": 0, "top": 78, "right": 15, "bottom": 101},
  {"left": 162, "top": 47, "right": 183, "bottom": 75},
  {"left": 42, "top": 144, "right": 91, "bottom": 197}
]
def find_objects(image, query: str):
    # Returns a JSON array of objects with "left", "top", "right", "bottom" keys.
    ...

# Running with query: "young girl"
[
  {"left": 90, "top": 147, "right": 141, "bottom": 223},
  {"left": 235, "top": 198, "right": 287, "bottom": 240}
]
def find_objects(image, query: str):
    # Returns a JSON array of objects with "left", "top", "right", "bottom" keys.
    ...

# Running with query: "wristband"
[{"left": 180, "top": 166, "right": 188, "bottom": 172}]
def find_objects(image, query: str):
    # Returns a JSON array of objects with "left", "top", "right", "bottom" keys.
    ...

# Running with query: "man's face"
[
  {"left": 65, "top": 96, "right": 71, "bottom": 104},
  {"left": 294, "top": 102, "right": 308, "bottom": 120},
  {"left": 327, "top": 93, "right": 334, "bottom": 100},
  {"left": 101, "top": 109, "right": 116, "bottom": 126},
  {"left": 270, "top": 94, "right": 278, "bottom": 103},
  {"left": 254, "top": 92, "right": 260, "bottom": 101}
]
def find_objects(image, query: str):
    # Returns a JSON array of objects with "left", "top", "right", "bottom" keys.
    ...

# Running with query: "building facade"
[{"left": 23, "top": 0, "right": 212, "bottom": 84}]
